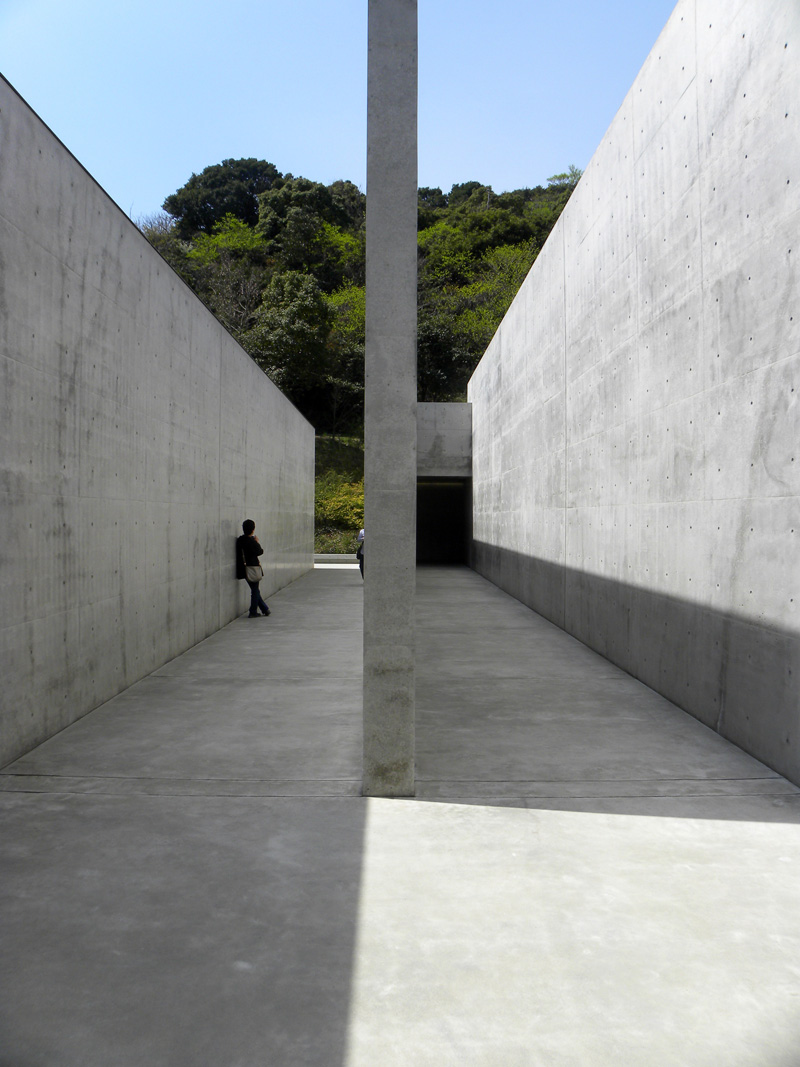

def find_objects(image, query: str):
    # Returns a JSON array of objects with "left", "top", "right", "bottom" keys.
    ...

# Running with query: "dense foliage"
[
  {"left": 140, "top": 160, "right": 580, "bottom": 435},
  {"left": 314, "top": 435, "right": 364, "bottom": 553}
]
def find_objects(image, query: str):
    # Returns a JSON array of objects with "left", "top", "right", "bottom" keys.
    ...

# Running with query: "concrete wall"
[
  {"left": 417, "top": 402, "right": 472, "bottom": 478},
  {"left": 0, "top": 78, "right": 314, "bottom": 767},
  {"left": 468, "top": 0, "right": 800, "bottom": 782}
]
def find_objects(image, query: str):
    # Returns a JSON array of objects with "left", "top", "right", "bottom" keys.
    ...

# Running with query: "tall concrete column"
[{"left": 363, "top": 0, "right": 417, "bottom": 796}]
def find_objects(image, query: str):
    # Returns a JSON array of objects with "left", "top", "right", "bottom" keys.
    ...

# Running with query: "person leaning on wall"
[{"left": 236, "top": 519, "right": 271, "bottom": 617}]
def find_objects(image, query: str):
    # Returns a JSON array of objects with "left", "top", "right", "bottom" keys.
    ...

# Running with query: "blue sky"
[{"left": 0, "top": 0, "right": 678, "bottom": 221}]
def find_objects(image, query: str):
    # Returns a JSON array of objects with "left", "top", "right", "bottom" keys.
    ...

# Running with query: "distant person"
[
  {"left": 236, "top": 519, "right": 271, "bottom": 617},
  {"left": 356, "top": 527, "right": 365, "bottom": 579}
]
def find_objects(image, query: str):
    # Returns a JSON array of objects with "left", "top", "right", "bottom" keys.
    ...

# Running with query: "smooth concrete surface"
[
  {"left": 417, "top": 402, "right": 472, "bottom": 477},
  {"left": 363, "top": 0, "right": 418, "bottom": 795},
  {"left": 2, "top": 566, "right": 800, "bottom": 1066},
  {"left": 0, "top": 77, "right": 314, "bottom": 768},
  {"left": 468, "top": 0, "right": 800, "bottom": 783}
]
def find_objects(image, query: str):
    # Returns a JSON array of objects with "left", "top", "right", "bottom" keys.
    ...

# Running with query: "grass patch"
[{"left": 315, "top": 527, "right": 362, "bottom": 554}]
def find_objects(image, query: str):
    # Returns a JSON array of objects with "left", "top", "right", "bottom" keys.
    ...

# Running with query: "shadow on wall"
[{"left": 471, "top": 542, "right": 800, "bottom": 787}]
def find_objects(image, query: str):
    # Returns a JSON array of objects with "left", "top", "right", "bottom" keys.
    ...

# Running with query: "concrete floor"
[{"left": 2, "top": 565, "right": 799, "bottom": 1066}]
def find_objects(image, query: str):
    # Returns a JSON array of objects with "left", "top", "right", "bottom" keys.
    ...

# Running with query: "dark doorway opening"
[{"left": 416, "top": 479, "right": 471, "bottom": 564}]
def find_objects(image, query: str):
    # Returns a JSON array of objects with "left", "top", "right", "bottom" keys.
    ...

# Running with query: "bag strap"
[{"left": 241, "top": 539, "right": 262, "bottom": 575}]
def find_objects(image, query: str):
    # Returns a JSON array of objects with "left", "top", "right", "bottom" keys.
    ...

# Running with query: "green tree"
[
  {"left": 257, "top": 178, "right": 342, "bottom": 243},
  {"left": 136, "top": 211, "right": 197, "bottom": 286},
  {"left": 325, "top": 283, "right": 366, "bottom": 432},
  {"left": 186, "top": 215, "right": 273, "bottom": 338},
  {"left": 418, "top": 221, "right": 474, "bottom": 285},
  {"left": 545, "top": 165, "right": 583, "bottom": 211},
  {"left": 448, "top": 180, "right": 489, "bottom": 208},
  {"left": 547, "top": 164, "right": 583, "bottom": 188},
  {"left": 242, "top": 271, "right": 331, "bottom": 401},
  {"left": 256, "top": 177, "right": 364, "bottom": 289},
  {"left": 414, "top": 169, "right": 582, "bottom": 400},
  {"left": 148, "top": 155, "right": 582, "bottom": 424},
  {"left": 453, "top": 241, "right": 538, "bottom": 354},
  {"left": 418, "top": 186, "right": 448, "bottom": 229},
  {"left": 163, "top": 158, "right": 281, "bottom": 238},
  {"left": 328, "top": 179, "right": 366, "bottom": 230},
  {"left": 417, "top": 299, "right": 474, "bottom": 401}
]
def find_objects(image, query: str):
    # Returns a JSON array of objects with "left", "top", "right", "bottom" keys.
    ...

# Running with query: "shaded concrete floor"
[{"left": 1, "top": 565, "right": 799, "bottom": 1066}]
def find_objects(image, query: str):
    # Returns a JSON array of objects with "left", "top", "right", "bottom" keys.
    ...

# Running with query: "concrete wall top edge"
[{"left": 0, "top": 75, "right": 314, "bottom": 435}]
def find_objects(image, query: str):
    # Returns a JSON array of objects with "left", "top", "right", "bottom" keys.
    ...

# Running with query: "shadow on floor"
[
  {"left": 2, "top": 566, "right": 799, "bottom": 1066},
  {"left": 0, "top": 568, "right": 366, "bottom": 1067}
]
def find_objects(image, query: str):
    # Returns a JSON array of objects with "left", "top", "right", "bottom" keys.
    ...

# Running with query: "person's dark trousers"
[{"left": 247, "top": 580, "right": 270, "bottom": 616}]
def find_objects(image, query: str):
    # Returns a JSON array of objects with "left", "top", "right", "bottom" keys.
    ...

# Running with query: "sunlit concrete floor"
[{"left": 1, "top": 565, "right": 799, "bottom": 1067}]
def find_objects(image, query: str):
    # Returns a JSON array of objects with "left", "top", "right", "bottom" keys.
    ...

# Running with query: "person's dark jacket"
[{"left": 236, "top": 534, "right": 264, "bottom": 579}]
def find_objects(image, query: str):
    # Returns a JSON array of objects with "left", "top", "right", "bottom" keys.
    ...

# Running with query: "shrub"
[
  {"left": 314, "top": 434, "right": 364, "bottom": 553},
  {"left": 315, "top": 471, "right": 364, "bottom": 530}
]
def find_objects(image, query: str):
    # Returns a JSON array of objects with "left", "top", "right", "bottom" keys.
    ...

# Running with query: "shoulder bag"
[{"left": 241, "top": 545, "right": 263, "bottom": 583}]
